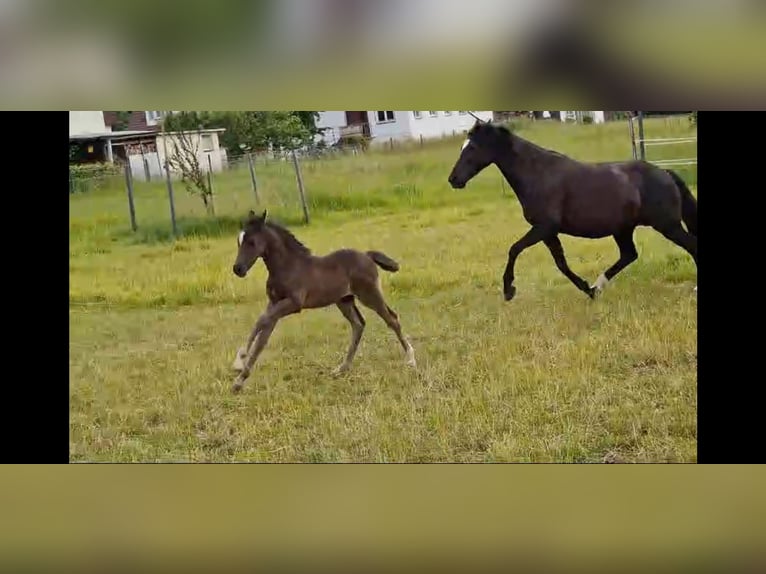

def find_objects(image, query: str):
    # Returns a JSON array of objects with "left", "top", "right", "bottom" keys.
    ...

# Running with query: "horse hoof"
[
  {"left": 332, "top": 364, "right": 349, "bottom": 376},
  {"left": 231, "top": 382, "right": 243, "bottom": 393},
  {"left": 587, "top": 287, "right": 598, "bottom": 299},
  {"left": 504, "top": 285, "right": 516, "bottom": 301},
  {"left": 232, "top": 347, "right": 247, "bottom": 371}
]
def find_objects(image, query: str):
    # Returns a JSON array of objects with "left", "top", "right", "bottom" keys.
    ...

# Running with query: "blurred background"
[{"left": 2, "top": 0, "right": 764, "bottom": 108}]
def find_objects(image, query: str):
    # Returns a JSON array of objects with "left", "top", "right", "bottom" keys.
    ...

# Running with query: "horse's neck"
[
  {"left": 494, "top": 135, "right": 562, "bottom": 202},
  {"left": 262, "top": 233, "right": 295, "bottom": 277}
]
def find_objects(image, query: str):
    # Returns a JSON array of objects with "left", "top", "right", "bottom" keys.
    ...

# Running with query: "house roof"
[
  {"left": 69, "top": 129, "right": 158, "bottom": 141},
  {"left": 69, "top": 127, "right": 226, "bottom": 142},
  {"left": 158, "top": 128, "right": 227, "bottom": 136}
]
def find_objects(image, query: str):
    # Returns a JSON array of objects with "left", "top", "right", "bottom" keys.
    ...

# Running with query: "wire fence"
[{"left": 70, "top": 116, "right": 698, "bottom": 243}]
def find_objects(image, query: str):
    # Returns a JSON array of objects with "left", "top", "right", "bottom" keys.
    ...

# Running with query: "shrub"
[{"left": 69, "top": 162, "right": 122, "bottom": 193}]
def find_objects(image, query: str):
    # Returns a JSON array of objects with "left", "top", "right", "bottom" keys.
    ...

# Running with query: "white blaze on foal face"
[
  {"left": 461, "top": 139, "right": 470, "bottom": 151},
  {"left": 238, "top": 231, "right": 245, "bottom": 247}
]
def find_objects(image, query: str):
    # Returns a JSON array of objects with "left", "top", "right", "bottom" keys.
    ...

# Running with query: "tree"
[
  {"left": 161, "top": 111, "right": 215, "bottom": 214},
  {"left": 163, "top": 111, "right": 318, "bottom": 156}
]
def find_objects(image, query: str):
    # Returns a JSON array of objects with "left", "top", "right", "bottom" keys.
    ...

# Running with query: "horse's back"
[
  {"left": 608, "top": 160, "right": 683, "bottom": 226},
  {"left": 555, "top": 161, "right": 642, "bottom": 237}
]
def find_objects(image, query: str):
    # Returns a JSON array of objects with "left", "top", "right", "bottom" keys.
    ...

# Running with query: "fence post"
[
  {"left": 124, "top": 161, "right": 137, "bottom": 231},
  {"left": 628, "top": 115, "right": 638, "bottom": 160},
  {"left": 206, "top": 154, "right": 216, "bottom": 215},
  {"left": 247, "top": 152, "right": 260, "bottom": 203},
  {"left": 140, "top": 142, "right": 150, "bottom": 182},
  {"left": 637, "top": 111, "right": 646, "bottom": 160},
  {"left": 164, "top": 160, "right": 178, "bottom": 237},
  {"left": 291, "top": 149, "right": 310, "bottom": 224},
  {"left": 420, "top": 134, "right": 424, "bottom": 147}
]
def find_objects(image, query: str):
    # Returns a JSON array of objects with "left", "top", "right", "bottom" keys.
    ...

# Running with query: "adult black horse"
[{"left": 447, "top": 115, "right": 697, "bottom": 301}]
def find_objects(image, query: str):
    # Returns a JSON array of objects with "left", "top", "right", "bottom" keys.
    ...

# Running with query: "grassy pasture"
[{"left": 69, "top": 116, "right": 697, "bottom": 462}]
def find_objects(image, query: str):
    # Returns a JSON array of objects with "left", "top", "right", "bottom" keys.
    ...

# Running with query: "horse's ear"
[{"left": 248, "top": 209, "right": 256, "bottom": 218}]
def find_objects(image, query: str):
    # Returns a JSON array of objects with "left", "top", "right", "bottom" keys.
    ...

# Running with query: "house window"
[
  {"left": 201, "top": 134, "right": 214, "bottom": 152},
  {"left": 413, "top": 111, "right": 422, "bottom": 119},
  {"left": 147, "top": 111, "right": 163, "bottom": 122},
  {"left": 444, "top": 111, "right": 452, "bottom": 116},
  {"left": 429, "top": 111, "right": 438, "bottom": 117},
  {"left": 376, "top": 111, "right": 395, "bottom": 123}
]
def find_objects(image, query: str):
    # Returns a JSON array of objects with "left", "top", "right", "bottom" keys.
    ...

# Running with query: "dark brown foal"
[{"left": 230, "top": 210, "right": 416, "bottom": 393}]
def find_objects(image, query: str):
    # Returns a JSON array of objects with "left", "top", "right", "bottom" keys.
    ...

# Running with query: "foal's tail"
[
  {"left": 366, "top": 250, "right": 400, "bottom": 273},
  {"left": 667, "top": 169, "right": 697, "bottom": 237}
]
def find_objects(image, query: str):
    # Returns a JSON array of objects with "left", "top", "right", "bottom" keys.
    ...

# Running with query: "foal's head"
[
  {"left": 232, "top": 210, "right": 269, "bottom": 278},
  {"left": 448, "top": 119, "right": 511, "bottom": 189}
]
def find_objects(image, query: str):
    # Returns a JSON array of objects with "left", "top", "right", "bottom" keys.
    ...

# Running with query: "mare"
[{"left": 447, "top": 117, "right": 697, "bottom": 301}]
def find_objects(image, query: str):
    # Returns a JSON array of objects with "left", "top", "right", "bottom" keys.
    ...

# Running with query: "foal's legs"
[
  {"left": 333, "top": 296, "right": 366, "bottom": 375},
  {"left": 591, "top": 228, "right": 639, "bottom": 295},
  {"left": 544, "top": 235, "right": 595, "bottom": 298},
  {"left": 232, "top": 298, "right": 300, "bottom": 393},
  {"left": 356, "top": 284, "right": 416, "bottom": 368},
  {"left": 503, "top": 225, "right": 553, "bottom": 301},
  {"left": 233, "top": 301, "right": 275, "bottom": 371}
]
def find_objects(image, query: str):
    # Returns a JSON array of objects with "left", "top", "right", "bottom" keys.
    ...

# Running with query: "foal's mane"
[{"left": 265, "top": 221, "right": 312, "bottom": 256}]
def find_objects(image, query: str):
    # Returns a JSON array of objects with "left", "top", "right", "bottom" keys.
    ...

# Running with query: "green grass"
[{"left": 69, "top": 117, "right": 697, "bottom": 462}]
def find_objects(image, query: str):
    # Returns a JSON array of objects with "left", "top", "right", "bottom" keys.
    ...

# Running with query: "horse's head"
[
  {"left": 233, "top": 209, "right": 268, "bottom": 278},
  {"left": 448, "top": 114, "right": 506, "bottom": 190}
]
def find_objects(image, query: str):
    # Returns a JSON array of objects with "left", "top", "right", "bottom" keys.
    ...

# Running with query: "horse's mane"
[
  {"left": 493, "top": 123, "right": 568, "bottom": 160},
  {"left": 265, "top": 221, "right": 312, "bottom": 256}
]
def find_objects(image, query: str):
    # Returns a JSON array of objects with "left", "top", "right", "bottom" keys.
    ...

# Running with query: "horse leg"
[
  {"left": 503, "top": 225, "right": 553, "bottom": 301},
  {"left": 356, "top": 283, "right": 416, "bottom": 369},
  {"left": 591, "top": 228, "right": 639, "bottom": 296},
  {"left": 232, "top": 298, "right": 300, "bottom": 393},
  {"left": 655, "top": 223, "right": 698, "bottom": 291},
  {"left": 333, "top": 296, "right": 366, "bottom": 375},
  {"left": 543, "top": 235, "right": 595, "bottom": 299},
  {"left": 232, "top": 301, "right": 275, "bottom": 371}
]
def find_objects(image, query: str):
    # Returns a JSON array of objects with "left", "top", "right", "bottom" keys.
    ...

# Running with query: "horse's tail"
[
  {"left": 366, "top": 250, "right": 400, "bottom": 273},
  {"left": 667, "top": 169, "right": 697, "bottom": 237}
]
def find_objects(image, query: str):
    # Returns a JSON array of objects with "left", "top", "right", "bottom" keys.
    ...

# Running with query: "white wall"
[
  {"left": 155, "top": 131, "right": 226, "bottom": 175},
  {"left": 559, "top": 111, "right": 606, "bottom": 124},
  {"left": 315, "top": 110, "right": 496, "bottom": 145},
  {"left": 316, "top": 111, "right": 347, "bottom": 131},
  {"left": 367, "top": 111, "right": 413, "bottom": 142},
  {"left": 69, "top": 111, "right": 109, "bottom": 137},
  {"left": 315, "top": 111, "right": 349, "bottom": 145},
  {"left": 408, "top": 111, "right": 493, "bottom": 140}
]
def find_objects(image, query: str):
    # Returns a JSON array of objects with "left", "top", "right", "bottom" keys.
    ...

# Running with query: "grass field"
[{"left": 69, "top": 116, "right": 698, "bottom": 462}]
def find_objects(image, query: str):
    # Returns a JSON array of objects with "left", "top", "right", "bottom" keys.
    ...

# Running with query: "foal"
[{"left": 230, "top": 210, "right": 416, "bottom": 393}]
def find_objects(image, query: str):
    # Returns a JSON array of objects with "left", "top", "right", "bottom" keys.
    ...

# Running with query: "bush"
[
  {"left": 689, "top": 111, "right": 698, "bottom": 127},
  {"left": 69, "top": 162, "right": 122, "bottom": 193}
]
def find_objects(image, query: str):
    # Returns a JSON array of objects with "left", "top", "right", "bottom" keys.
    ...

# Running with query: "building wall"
[
  {"left": 315, "top": 110, "right": 496, "bottom": 145},
  {"left": 155, "top": 131, "right": 226, "bottom": 175},
  {"left": 69, "top": 111, "right": 109, "bottom": 137},
  {"left": 559, "top": 111, "right": 606, "bottom": 124},
  {"left": 408, "top": 111, "right": 493, "bottom": 140},
  {"left": 103, "top": 111, "right": 162, "bottom": 132},
  {"left": 367, "top": 111, "right": 413, "bottom": 142}
]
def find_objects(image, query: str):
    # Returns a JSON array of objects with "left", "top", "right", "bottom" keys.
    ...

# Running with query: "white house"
[
  {"left": 316, "top": 111, "right": 495, "bottom": 146},
  {"left": 69, "top": 111, "right": 111, "bottom": 137},
  {"left": 559, "top": 111, "right": 606, "bottom": 124}
]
